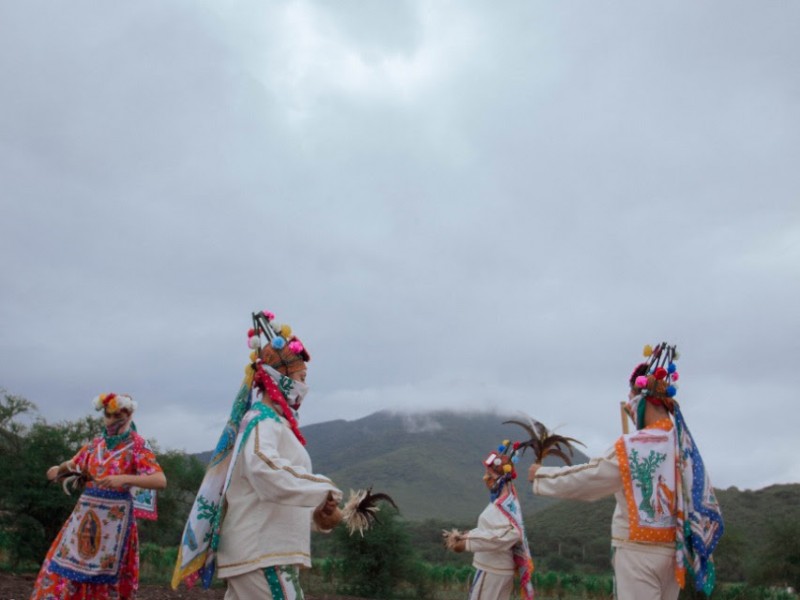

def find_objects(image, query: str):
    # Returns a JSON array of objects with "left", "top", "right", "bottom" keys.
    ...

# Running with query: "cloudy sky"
[{"left": 1, "top": 1, "right": 797, "bottom": 492}]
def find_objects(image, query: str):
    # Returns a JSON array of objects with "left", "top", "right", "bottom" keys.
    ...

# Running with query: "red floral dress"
[{"left": 31, "top": 431, "right": 162, "bottom": 600}]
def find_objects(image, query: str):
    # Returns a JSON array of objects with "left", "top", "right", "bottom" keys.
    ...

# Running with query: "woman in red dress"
[{"left": 31, "top": 393, "right": 167, "bottom": 600}]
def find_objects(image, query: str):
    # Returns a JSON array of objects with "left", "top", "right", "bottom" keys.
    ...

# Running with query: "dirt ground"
[{"left": 0, "top": 572, "right": 366, "bottom": 600}]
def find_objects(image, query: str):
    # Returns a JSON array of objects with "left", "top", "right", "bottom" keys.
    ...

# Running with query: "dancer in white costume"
[
  {"left": 528, "top": 343, "right": 724, "bottom": 600},
  {"left": 173, "top": 311, "right": 341, "bottom": 600},
  {"left": 445, "top": 442, "right": 534, "bottom": 600}
]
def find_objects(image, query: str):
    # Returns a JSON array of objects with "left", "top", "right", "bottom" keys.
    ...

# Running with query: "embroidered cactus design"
[
  {"left": 196, "top": 496, "right": 219, "bottom": 544},
  {"left": 628, "top": 448, "right": 667, "bottom": 519},
  {"left": 278, "top": 375, "right": 295, "bottom": 397},
  {"left": 284, "top": 565, "right": 303, "bottom": 596}
]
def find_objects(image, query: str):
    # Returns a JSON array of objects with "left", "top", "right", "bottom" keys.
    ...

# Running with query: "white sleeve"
[
  {"left": 465, "top": 505, "right": 521, "bottom": 553},
  {"left": 532, "top": 446, "right": 621, "bottom": 502},
  {"left": 242, "top": 417, "right": 342, "bottom": 508}
]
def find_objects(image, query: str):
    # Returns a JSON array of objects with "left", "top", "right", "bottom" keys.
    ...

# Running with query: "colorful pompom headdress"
[
  {"left": 484, "top": 440, "right": 520, "bottom": 481},
  {"left": 245, "top": 310, "right": 311, "bottom": 446},
  {"left": 92, "top": 393, "right": 137, "bottom": 414},
  {"left": 247, "top": 310, "right": 309, "bottom": 380},
  {"left": 624, "top": 342, "right": 681, "bottom": 431},
  {"left": 630, "top": 342, "right": 680, "bottom": 403}
]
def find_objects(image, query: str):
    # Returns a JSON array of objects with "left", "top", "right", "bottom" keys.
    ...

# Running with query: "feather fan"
[
  {"left": 504, "top": 415, "right": 585, "bottom": 465},
  {"left": 341, "top": 487, "right": 398, "bottom": 536}
]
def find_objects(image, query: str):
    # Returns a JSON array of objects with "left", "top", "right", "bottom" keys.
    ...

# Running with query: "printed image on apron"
[{"left": 50, "top": 488, "right": 134, "bottom": 584}]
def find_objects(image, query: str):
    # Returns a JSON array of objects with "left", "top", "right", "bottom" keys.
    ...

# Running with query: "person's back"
[{"left": 529, "top": 343, "right": 723, "bottom": 600}]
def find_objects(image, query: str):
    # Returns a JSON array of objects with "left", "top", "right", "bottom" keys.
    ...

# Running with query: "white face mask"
[{"left": 261, "top": 364, "right": 309, "bottom": 409}]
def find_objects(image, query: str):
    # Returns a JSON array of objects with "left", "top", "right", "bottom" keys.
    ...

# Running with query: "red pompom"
[
  {"left": 247, "top": 328, "right": 255, "bottom": 338},
  {"left": 654, "top": 367, "right": 668, "bottom": 380}
]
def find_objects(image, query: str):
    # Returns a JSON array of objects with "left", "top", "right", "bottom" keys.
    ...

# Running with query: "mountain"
[
  {"left": 306, "top": 410, "right": 586, "bottom": 521},
  {"left": 190, "top": 409, "right": 800, "bottom": 582},
  {"left": 197, "top": 409, "right": 589, "bottom": 522}
]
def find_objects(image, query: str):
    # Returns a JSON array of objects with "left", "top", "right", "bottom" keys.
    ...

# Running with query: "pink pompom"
[
  {"left": 671, "top": 372, "right": 679, "bottom": 381},
  {"left": 288, "top": 340, "right": 304, "bottom": 354},
  {"left": 262, "top": 310, "right": 275, "bottom": 320},
  {"left": 635, "top": 375, "right": 648, "bottom": 388}
]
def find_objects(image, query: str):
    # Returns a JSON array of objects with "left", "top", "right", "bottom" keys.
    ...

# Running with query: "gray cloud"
[{"left": 1, "top": 1, "right": 797, "bottom": 491}]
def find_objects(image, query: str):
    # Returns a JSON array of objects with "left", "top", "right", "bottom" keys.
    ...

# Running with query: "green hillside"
[
  {"left": 195, "top": 409, "right": 586, "bottom": 521},
  {"left": 195, "top": 409, "right": 799, "bottom": 584},
  {"left": 283, "top": 410, "right": 800, "bottom": 584},
  {"left": 303, "top": 410, "right": 585, "bottom": 522},
  {"left": 526, "top": 483, "right": 800, "bottom": 582}
]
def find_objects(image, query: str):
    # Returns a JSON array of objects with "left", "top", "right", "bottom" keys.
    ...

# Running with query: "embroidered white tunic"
[
  {"left": 217, "top": 409, "right": 341, "bottom": 579},
  {"left": 532, "top": 445, "right": 673, "bottom": 557},
  {"left": 465, "top": 503, "right": 522, "bottom": 575}
]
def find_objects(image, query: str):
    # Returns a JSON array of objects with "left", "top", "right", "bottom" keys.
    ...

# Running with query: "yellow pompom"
[
  {"left": 249, "top": 351, "right": 257, "bottom": 362},
  {"left": 107, "top": 398, "right": 118, "bottom": 413},
  {"left": 503, "top": 464, "right": 513, "bottom": 474},
  {"left": 643, "top": 344, "right": 653, "bottom": 357},
  {"left": 280, "top": 324, "right": 292, "bottom": 338},
  {"left": 502, "top": 439, "right": 510, "bottom": 446}
]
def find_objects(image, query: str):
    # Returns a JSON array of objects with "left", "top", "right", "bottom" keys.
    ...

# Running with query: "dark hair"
[{"left": 629, "top": 362, "right": 649, "bottom": 387}]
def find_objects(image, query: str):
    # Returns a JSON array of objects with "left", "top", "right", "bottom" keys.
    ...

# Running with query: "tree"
[
  {"left": 713, "top": 526, "right": 747, "bottom": 583},
  {"left": 751, "top": 520, "right": 800, "bottom": 590},
  {"left": 0, "top": 390, "right": 101, "bottom": 566},
  {"left": 137, "top": 449, "right": 206, "bottom": 547},
  {"left": 0, "top": 388, "right": 210, "bottom": 569},
  {"left": 331, "top": 503, "right": 416, "bottom": 599}
]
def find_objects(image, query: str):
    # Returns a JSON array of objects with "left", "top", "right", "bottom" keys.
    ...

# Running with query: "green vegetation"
[
  {"left": 328, "top": 505, "right": 421, "bottom": 598},
  {"left": 2, "top": 389, "right": 799, "bottom": 598},
  {"left": 0, "top": 388, "right": 205, "bottom": 568}
]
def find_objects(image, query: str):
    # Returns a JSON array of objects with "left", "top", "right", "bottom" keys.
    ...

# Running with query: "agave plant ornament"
[
  {"left": 341, "top": 486, "right": 399, "bottom": 536},
  {"left": 504, "top": 415, "right": 585, "bottom": 465}
]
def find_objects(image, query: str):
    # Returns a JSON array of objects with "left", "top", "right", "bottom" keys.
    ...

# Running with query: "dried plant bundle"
[
  {"left": 442, "top": 528, "right": 464, "bottom": 551},
  {"left": 55, "top": 468, "right": 91, "bottom": 496},
  {"left": 341, "top": 487, "right": 398, "bottom": 536}
]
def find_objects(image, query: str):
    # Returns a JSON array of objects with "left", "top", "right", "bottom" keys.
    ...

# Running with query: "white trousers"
[
  {"left": 468, "top": 569, "right": 514, "bottom": 600},
  {"left": 613, "top": 547, "right": 680, "bottom": 600},
  {"left": 224, "top": 565, "right": 304, "bottom": 600}
]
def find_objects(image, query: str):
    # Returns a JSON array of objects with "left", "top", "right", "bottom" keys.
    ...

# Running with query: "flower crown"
[
  {"left": 631, "top": 342, "right": 680, "bottom": 400},
  {"left": 247, "top": 310, "right": 310, "bottom": 362},
  {"left": 93, "top": 393, "right": 137, "bottom": 414}
]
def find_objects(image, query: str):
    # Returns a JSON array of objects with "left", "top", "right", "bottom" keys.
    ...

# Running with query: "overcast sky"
[{"left": 1, "top": 1, "right": 798, "bottom": 492}]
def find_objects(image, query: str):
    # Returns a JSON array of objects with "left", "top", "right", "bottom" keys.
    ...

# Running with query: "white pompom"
[{"left": 248, "top": 336, "right": 261, "bottom": 349}]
